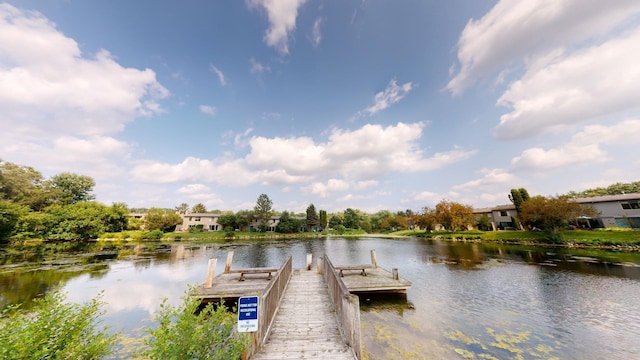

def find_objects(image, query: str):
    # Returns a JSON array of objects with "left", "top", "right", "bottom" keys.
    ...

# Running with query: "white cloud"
[
  {"left": 210, "top": 64, "right": 226, "bottom": 86},
  {"left": 177, "top": 184, "right": 211, "bottom": 194},
  {"left": 453, "top": 168, "right": 520, "bottom": 191},
  {"left": 249, "top": 57, "right": 270, "bottom": 74},
  {"left": 0, "top": 3, "right": 167, "bottom": 180},
  {"left": 199, "top": 105, "right": 217, "bottom": 116},
  {"left": 511, "top": 119, "right": 640, "bottom": 171},
  {"left": 495, "top": 28, "right": 640, "bottom": 139},
  {"left": 363, "top": 79, "right": 413, "bottom": 116},
  {"left": 311, "top": 17, "right": 323, "bottom": 47},
  {"left": 447, "top": 0, "right": 640, "bottom": 94},
  {"left": 248, "top": 0, "right": 307, "bottom": 54},
  {"left": 308, "top": 179, "right": 350, "bottom": 198},
  {"left": 131, "top": 122, "right": 477, "bottom": 187}
]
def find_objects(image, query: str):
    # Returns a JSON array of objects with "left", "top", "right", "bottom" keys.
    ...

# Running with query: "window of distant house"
[
  {"left": 195, "top": 217, "right": 201, "bottom": 222},
  {"left": 622, "top": 201, "right": 640, "bottom": 210},
  {"left": 500, "top": 211, "right": 508, "bottom": 216}
]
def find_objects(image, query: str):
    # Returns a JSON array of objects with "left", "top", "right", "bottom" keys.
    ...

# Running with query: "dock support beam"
[
  {"left": 306, "top": 253, "right": 312, "bottom": 270},
  {"left": 204, "top": 258, "right": 217, "bottom": 288},
  {"left": 371, "top": 249, "right": 378, "bottom": 269},
  {"left": 225, "top": 251, "right": 234, "bottom": 273}
]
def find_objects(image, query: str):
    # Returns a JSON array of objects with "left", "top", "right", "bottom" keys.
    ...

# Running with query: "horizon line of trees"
[{"left": 2, "top": 160, "right": 631, "bottom": 242}]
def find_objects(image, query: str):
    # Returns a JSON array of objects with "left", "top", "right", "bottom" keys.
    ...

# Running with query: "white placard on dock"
[{"left": 237, "top": 296, "right": 259, "bottom": 332}]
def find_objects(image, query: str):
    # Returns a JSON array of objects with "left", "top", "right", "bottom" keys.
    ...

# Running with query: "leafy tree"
[
  {"left": 476, "top": 214, "right": 493, "bottom": 231},
  {"left": 275, "top": 211, "right": 303, "bottom": 233},
  {"left": 0, "top": 160, "right": 49, "bottom": 210},
  {"left": 145, "top": 208, "right": 183, "bottom": 232},
  {"left": 49, "top": 172, "right": 95, "bottom": 205},
  {"left": 380, "top": 214, "right": 408, "bottom": 232},
  {"left": 235, "top": 210, "right": 252, "bottom": 231},
  {"left": 44, "top": 202, "right": 112, "bottom": 240},
  {"left": 305, "top": 204, "right": 319, "bottom": 231},
  {"left": 0, "top": 200, "right": 28, "bottom": 242},
  {"left": 191, "top": 203, "right": 207, "bottom": 213},
  {"left": 416, "top": 207, "right": 436, "bottom": 231},
  {"left": 142, "top": 291, "right": 247, "bottom": 360},
  {"left": 342, "top": 208, "right": 360, "bottom": 229},
  {"left": 328, "top": 215, "right": 342, "bottom": 228},
  {"left": 435, "top": 200, "right": 474, "bottom": 232},
  {"left": 254, "top": 194, "right": 273, "bottom": 231},
  {"left": 509, "top": 188, "right": 530, "bottom": 228},
  {"left": 175, "top": 203, "right": 189, "bottom": 214},
  {"left": 127, "top": 217, "right": 144, "bottom": 231},
  {"left": 370, "top": 210, "right": 393, "bottom": 232},
  {"left": 520, "top": 195, "right": 598, "bottom": 242},
  {"left": 217, "top": 213, "right": 237, "bottom": 230},
  {"left": 359, "top": 218, "right": 372, "bottom": 233},
  {"left": 566, "top": 181, "right": 640, "bottom": 198},
  {"left": 0, "top": 290, "right": 117, "bottom": 359},
  {"left": 104, "top": 202, "right": 128, "bottom": 233},
  {"left": 319, "top": 210, "right": 327, "bottom": 230}
]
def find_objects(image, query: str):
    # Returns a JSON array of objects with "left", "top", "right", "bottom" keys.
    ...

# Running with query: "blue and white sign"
[{"left": 237, "top": 296, "right": 259, "bottom": 333}]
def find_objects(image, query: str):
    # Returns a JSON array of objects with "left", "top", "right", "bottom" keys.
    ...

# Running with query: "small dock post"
[
  {"left": 306, "top": 253, "right": 313, "bottom": 270},
  {"left": 224, "top": 251, "right": 234, "bottom": 273},
  {"left": 317, "top": 258, "right": 323, "bottom": 274},
  {"left": 204, "top": 258, "right": 217, "bottom": 288},
  {"left": 371, "top": 249, "right": 378, "bottom": 269}
]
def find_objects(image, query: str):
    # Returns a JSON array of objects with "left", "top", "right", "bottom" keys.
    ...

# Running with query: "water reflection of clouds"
[{"left": 63, "top": 258, "right": 209, "bottom": 318}]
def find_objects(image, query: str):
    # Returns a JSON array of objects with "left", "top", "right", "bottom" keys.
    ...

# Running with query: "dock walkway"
[{"left": 251, "top": 269, "right": 356, "bottom": 360}]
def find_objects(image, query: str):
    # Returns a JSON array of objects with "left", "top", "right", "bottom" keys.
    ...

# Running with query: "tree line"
[{"left": 2, "top": 160, "right": 628, "bottom": 242}]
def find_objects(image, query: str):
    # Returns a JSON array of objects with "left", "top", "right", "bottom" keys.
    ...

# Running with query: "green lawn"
[{"left": 391, "top": 229, "right": 640, "bottom": 247}]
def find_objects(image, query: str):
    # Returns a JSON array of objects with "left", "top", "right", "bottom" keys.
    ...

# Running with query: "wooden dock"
[
  {"left": 252, "top": 270, "right": 356, "bottom": 360},
  {"left": 192, "top": 250, "right": 411, "bottom": 359}
]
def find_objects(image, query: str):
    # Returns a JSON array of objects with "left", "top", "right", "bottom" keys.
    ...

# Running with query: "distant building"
[
  {"left": 177, "top": 213, "right": 223, "bottom": 232},
  {"left": 177, "top": 213, "right": 307, "bottom": 232},
  {"left": 473, "top": 193, "right": 640, "bottom": 230}
]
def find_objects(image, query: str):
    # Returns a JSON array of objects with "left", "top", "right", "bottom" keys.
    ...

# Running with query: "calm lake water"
[{"left": 1, "top": 237, "right": 640, "bottom": 359}]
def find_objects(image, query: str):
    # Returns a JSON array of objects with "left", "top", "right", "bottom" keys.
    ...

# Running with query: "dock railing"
[
  {"left": 323, "top": 255, "right": 362, "bottom": 360},
  {"left": 248, "top": 255, "right": 293, "bottom": 356}
]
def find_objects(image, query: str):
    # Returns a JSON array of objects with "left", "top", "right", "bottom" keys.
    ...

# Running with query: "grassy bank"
[{"left": 391, "top": 228, "right": 640, "bottom": 249}]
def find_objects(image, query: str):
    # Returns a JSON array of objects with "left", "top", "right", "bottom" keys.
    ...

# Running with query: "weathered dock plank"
[
  {"left": 251, "top": 270, "right": 356, "bottom": 360},
  {"left": 339, "top": 267, "right": 411, "bottom": 294}
]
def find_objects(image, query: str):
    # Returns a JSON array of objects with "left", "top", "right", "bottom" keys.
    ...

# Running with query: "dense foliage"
[
  {"left": 0, "top": 291, "right": 117, "bottom": 360},
  {"left": 142, "top": 293, "right": 247, "bottom": 360},
  {"left": 520, "top": 195, "right": 598, "bottom": 242},
  {"left": 566, "top": 181, "right": 640, "bottom": 198}
]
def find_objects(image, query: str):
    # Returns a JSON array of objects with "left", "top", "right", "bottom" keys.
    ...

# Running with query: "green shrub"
[
  {"left": 0, "top": 290, "right": 116, "bottom": 359},
  {"left": 142, "top": 229, "right": 164, "bottom": 239},
  {"left": 189, "top": 225, "right": 204, "bottom": 233},
  {"left": 142, "top": 292, "right": 247, "bottom": 359}
]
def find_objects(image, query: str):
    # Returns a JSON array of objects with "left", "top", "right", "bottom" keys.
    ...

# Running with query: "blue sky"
[{"left": 2, "top": 0, "right": 640, "bottom": 214}]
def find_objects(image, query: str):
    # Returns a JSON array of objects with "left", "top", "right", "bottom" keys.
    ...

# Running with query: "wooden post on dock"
[
  {"left": 225, "top": 251, "right": 234, "bottom": 273},
  {"left": 306, "top": 253, "right": 312, "bottom": 270},
  {"left": 392, "top": 268, "right": 399, "bottom": 280},
  {"left": 317, "top": 258, "right": 323, "bottom": 274},
  {"left": 204, "top": 258, "right": 217, "bottom": 288},
  {"left": 370, "top": 249, "right": 378, "bottom": 269}
]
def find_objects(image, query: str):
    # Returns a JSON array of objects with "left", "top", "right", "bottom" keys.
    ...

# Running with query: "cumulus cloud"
[
  {"left": 248, "top": 0, "right": 307, "bottom": 54},
  {"left": 199, "top": 105, "right": 217, "bottom": 116},
  {"left": 363, "top": 79, "right": 413, "bottom": 116},
  {"left": 494, "top": 28, "right": 640, "bottom": 139},
  {"left": 511, "top": 119, "right": 640, "bottom": 171},
  {"left": 447, "top": 0, "right": 640, "bottom": 94},
  {"left": 210, "top": 64, "right": 226, "bottom": 86},
  {"left": 0, "top": 3, "right": 167, "bottom": 178},
  {"left": 131, "top": 122, "right": 477, "bottom": 186}
]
